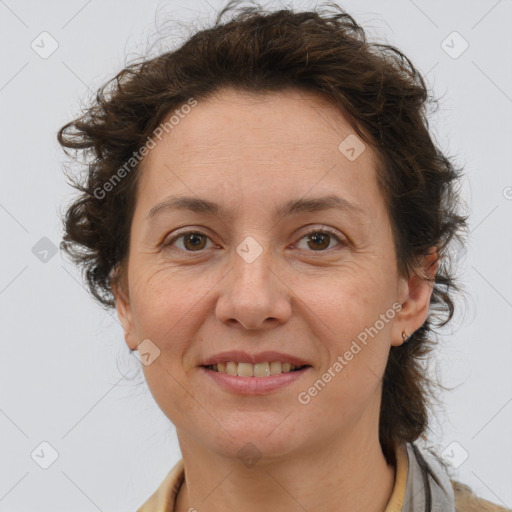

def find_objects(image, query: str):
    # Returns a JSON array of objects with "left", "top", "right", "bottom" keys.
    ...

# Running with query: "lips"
[
  {"left": 201, "top": 364, "right": 312, "bottom": 394},
  {"left": 199, "top": 350, "right": 311, "bottom": 367}
]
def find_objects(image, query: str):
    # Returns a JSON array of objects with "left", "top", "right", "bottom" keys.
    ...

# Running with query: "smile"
[
  {"left": 201, "top": 363, "right": 312, "bottom": 395},
  {"left": 204, "top": 361, "right": 310, "bottom": 377}
]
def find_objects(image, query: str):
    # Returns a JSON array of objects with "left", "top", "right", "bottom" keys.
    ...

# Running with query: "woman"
[{"left": 57, "top": 1, "right": 509, "bottom": 511}]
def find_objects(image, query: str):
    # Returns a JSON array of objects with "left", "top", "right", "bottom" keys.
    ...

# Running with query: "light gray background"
[{"left": 1, "top": 0, "right": 511, "bottom": 510}]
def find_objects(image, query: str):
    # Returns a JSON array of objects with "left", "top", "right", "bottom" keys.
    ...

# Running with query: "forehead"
[
  {"left": 136, "top": 87, "right": 381, "bottom": 214},
  {"left": 153, "top": 87, "right": 365, "bottom": 156}
]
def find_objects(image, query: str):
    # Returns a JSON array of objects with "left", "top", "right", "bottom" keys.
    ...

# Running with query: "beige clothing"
[{"left": 136, "top": 442, "right": 509, "bottom": 512}]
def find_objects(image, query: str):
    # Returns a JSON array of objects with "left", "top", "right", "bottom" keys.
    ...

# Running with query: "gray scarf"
[{"left": 402, "top": 443, "right": 455, "bottom": 511}]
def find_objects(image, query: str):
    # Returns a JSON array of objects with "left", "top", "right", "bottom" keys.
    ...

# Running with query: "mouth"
[
  {"left": 200, "top": 362, "right": 312, "bottom": 394},
  {"left": 202, "top": 361, "right": 312, "bottom": 377}
]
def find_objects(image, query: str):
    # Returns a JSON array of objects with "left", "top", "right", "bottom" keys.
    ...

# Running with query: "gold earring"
[{"left": 402, "top": 330, "right": 409, "bottom": 343}]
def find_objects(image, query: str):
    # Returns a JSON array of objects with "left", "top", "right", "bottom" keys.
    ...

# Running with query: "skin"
[{"left": 113, "top": 87, "right": 438, "bottom": 512}]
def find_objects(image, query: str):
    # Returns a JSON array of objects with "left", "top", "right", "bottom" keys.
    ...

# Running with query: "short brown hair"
[{"left": 58, "top": 0, "right": 468, "bottom": 466}]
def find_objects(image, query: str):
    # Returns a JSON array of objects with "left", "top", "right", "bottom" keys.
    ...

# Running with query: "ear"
[
  {"left": 111, "top": 266, "right": 138, "bottom": 351},
  {"left": 391, "top": 247, "right": 438, "bottom": 347}
]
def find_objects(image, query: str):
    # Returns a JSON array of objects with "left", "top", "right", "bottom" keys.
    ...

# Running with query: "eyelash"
[{"left": 163, "top": 227, "right": 346, "bottom": 253}]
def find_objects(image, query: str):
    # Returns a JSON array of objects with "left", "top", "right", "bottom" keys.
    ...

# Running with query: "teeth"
[
  {"left": 209, "top": 361, "right": 305, "bottom": 377},
  {"left": 226, "top": 361, "right": 237, "bottom": 376},
  {"left": 254, "top": 362, "right": 270, "bottom": 377},
  {"left": 237, "top": 362, "right": 254, "bottom": 377},
  {"left": 270, "top": 361, "right": 282, "bottom": 375}
]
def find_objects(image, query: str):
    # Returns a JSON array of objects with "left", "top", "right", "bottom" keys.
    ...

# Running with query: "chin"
[{"left": 204, "top": 414, "right": 309, "bottom": 461}]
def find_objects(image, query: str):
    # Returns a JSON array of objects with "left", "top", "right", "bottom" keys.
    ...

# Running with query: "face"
[{"left": 114, "top": 87, "right": 435, "bottom": 460}]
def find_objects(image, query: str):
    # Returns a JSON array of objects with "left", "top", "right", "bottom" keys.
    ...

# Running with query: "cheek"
[
  {"left": 142, "top": 361, "right": 201, "bottom": 431},
  {"left": 304, "top": 266, "right": 389, "bottom": 331},
  {"left": 305, "top": 271, "right": 394, "bottom": 377},
  {"left": 129, "top": 266, "right": 211, "bottom": 340}
]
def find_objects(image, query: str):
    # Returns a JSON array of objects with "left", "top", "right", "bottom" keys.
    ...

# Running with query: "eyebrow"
[{"left": 146, "top": 194, "right": 368, "bottom": 221}]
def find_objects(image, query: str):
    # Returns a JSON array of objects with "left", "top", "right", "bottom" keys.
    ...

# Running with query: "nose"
[{"left": 215, "top": 248, "right": 293, "bottom": 330}]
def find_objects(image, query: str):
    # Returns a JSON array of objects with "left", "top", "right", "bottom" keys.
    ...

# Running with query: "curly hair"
[{"left": 58, "top": 0, "right": 468, "bottom": 469}]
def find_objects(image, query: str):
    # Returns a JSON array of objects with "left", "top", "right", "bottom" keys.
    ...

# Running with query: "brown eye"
[
  {"left": 296, "top": 228, "right": 344, "bottom": 252},
  {"left": 183, "top": 233, "right": 207, "bottom": 251},
  {"left": 165, "top": 231, "right": 212, "bottom": 251},
  {"left": 306, "top": 232, "right": 331, "bottom": 250}
]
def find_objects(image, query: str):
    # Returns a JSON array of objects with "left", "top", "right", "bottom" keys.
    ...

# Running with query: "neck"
[{"left": 174, "top": 428, "right": 395, "bottom": 512}]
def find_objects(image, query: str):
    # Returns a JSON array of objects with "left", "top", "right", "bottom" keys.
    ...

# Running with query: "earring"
[{"left": 402, "top": 330, "right": 409, "bottom": 343}]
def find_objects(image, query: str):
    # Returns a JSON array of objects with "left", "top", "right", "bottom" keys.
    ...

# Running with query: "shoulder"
[
  {"left": 405, "top": 443, "right": 509, "bottom": 512},
  {"left": 451, "top": 480, "right": 511, "bottom": 512}
]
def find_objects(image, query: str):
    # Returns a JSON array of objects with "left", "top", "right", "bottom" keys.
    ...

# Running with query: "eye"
[
  {"left": 164, "top": 230, "right": 214, "bottom": 252},
  {"left": 163, "top": 227, "right": 346, "bottom": 253},
  {"left": 295, "top": 227, "right": 345, "bottom": 252}
]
